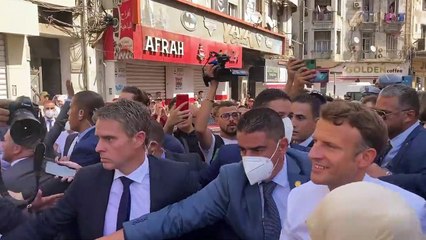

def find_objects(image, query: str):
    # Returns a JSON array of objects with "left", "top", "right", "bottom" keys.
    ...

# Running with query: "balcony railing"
[
  {"left": 361, "top": 51, "right": 377, "bottom": 60},
  {"left": 359, "top": 12, "right": 378, "bottom": 31},
  {"left": 311, "top": 50, "right": 333, "bottom": 59},
  {"left": 312, "top": 11, "right": 333, "bottom": 22},
  {"left": 383, "top": 13, "right": 405, "bottom": 33}
]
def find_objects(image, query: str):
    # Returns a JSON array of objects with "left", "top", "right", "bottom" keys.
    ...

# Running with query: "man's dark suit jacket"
[
  {"left": 3, "top": 156, "right": 200, "bottom": 240},
  {"left": 2, "top": 158, "right": 53, "bottom": 199},
  {"left": 199, "top": 144, "right": 312, "bottom": 187},
  {"left": 0, "top": 197, "right": 26, "bottom": 234},
  {"left": 63, "top": 127, "right": 100, "bottom": 167},
  {"left": 164, "top": 151, "right": 207, "bottom": 172},
  {"left": 380, "top": 125, "right": 426, "bottom": 199}
]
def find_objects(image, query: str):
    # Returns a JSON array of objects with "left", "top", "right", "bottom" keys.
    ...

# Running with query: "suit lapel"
[
  {"left": 244, "top": 183, "right": 262, "bottom": 228},
  {"left": 91, "top": 169, "right": 114, "bottom": 236},
  {"left": 286, "top": 155, "right": 310, "bottom": 190},
  {"left": 148, "top": 156, "right": 163, "bottom": 212},
  {"left": 388, "top": 125, "right": 422, "bottom": 170},
  {"left": 64, "top": 133, "right": 78, "bottom": 156}
]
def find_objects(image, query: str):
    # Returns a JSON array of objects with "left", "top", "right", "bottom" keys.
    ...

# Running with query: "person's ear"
[
  {"left": 357, "top": 148, "right": 377, "bottom": 169},
  {"left": 134, "top": 131, "right": 146, "bottom": 148},
  {"left": 78, "top": 109, "right": 85, "bottom": 121}
]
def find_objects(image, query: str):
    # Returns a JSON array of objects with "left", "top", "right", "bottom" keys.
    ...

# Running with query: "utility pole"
[{"left": 81, "top": 0, "right": 90, "bottom": 90}]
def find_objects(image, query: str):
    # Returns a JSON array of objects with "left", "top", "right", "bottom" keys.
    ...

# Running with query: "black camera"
[
  {"left": 8, "top": 96, "right": 44, "bottom": 147},
  {"left": 202, "top": 52, "right": 248, "bottom": 87}
]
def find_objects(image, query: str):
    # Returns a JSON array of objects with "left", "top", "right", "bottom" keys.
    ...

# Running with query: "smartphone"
[
  {"left": 305, "top": 59, "right": 317, "bottom": 70},
  {"left": 175, "top": 94, "right": 189, "bottom": 111},
  {"left": 45, "top": 161, "right": 77, "bottom": 177},
  {"left": 311, "top": 70, "right": 330, "bottom": 83}
]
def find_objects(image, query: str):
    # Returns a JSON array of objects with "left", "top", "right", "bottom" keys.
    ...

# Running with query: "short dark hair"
[
  {"left": 122, "top": 86, "right": 150, "bottom": 107},
  {"left": 379, "top": 84, "right": 420, "bottom": 116},
  {"left": 253, "top": 89, "right": 291, "bottom": 108},
  {"left": 168, "top": 97, "right": 177, "bottom": 110},
  {"left": 73, "top": 91, "right": 105, "bottom": 124},
  {"left": 237, "top": 108, "right": 284, "bottom": 141},
  {"left": 148, "top": 119, "right": 165, "bottom": 145},
  {"left": 320, "top": 100, "right": 387, "bottom": 154},
  {"left": 95, "top": 99, "right": 151, "bottom": 144},
  {"left": 293, "top": 93, "right": 325, "bottom": 118},
  {"left": 213, "top": 101, "right": 237, "bottom": 117}
]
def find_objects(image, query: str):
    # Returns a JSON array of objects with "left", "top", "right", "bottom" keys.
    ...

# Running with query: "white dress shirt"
[
  {"left": 298, "top": 136, "right": 313, "bottom": 148},
  {"left": 9, "top": 157, "right": 28, "bottom": 167},
  {"left": 103, "top": 156, "right": 151, "bottom": 235},
  {"left": 283, "top": 175, "right": 426, "bottom": 240}
]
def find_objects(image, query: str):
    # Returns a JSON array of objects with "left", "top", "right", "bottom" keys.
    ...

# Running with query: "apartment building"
[
  {"left": 411, "top": 0, "right": 426, "bottom": 90},
  {"left": 102, "top": 0, "right": 297, "bottom": 102},
  {"left": 293, "top": 0, "right": 410, "bottom": 98}
]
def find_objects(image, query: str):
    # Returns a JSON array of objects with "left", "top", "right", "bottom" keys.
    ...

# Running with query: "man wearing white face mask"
[
  {"left": 98, "top": 108, "right": 311, "bottom": 240},
  {"left": 43, "top": 101, "right": 57, "bottom": 132}
]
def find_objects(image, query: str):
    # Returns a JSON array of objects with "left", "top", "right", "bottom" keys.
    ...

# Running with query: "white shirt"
[
  {"left": 298, "top": 136, "right": 313, "bottom": 148},
  {"left": 103, "top": 156, "right": 151, "bottom": 235},
  {"left": 266, "top": 156, "right": 290, "bottom": 237},
  {"left": 200, "top": 133, "right": 238, "bottom": 164},
  {"left": 283, "top": 175, "right": 426, "bottom": 240}
]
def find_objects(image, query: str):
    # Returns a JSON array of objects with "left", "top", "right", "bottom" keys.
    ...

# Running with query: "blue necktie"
[
  {"left": 116, "top": 177, "right": 133, "bottom": 230},
  {"left": 263, "top": 181, "right": 281, "bottom": 240}
]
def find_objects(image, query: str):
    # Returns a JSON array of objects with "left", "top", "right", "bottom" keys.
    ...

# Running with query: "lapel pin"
[{"left": 295, "top": 181, "right": 302, "bottom": 187}]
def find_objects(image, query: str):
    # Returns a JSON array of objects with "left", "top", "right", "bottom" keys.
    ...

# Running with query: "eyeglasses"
[
  {"left": 220, "top": 112, "right": 241, "bottom": 120},
  {"left": 373, "top": 109, "right": 412, "bottom": 120}
]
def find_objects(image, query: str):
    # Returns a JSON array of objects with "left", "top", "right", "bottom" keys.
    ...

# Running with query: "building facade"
[
  {"left": 293, "top": 0, "right": 410, "bottom": 98},
  {"left": 0, "top": 0, "right": 101, "bottom": 102},
  {"left": 411, "top": 0, "right": 426, "bottom": 90},
  {"left": 103, "top": 0, "right": 297, "bottom": 102}
]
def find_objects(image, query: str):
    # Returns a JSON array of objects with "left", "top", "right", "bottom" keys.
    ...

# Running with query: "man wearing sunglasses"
[{"left": 368, "top": 84, "right": 426, "bottom": 199}]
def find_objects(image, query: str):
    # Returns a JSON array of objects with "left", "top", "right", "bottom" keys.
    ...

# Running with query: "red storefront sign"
[{"left": 105, "top": 25, "right": 243, "bottom": 68}]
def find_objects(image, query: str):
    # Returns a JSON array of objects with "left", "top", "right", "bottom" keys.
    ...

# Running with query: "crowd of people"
[{"left": 0, "top": 59, "right": 424, "bottom": 239}]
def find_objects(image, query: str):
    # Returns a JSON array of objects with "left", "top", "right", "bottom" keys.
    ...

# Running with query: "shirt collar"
[
  {"left": 272, "top": 155, "right": 290, "bottom": 189},
  {"left": 113, "top": 155, "right": 150, "bottom": 184},
  {"left": 10, "top": 157, "right": 29, "bottom": 167},
  {"left": 299, "top": 135, "right": 313, "bottom": 147},
  {"left": 390, "top": 121, "right": 420, "bottom": 148},
  {"left": 78, "top": 125, "right": 95, "bottom": 140}
]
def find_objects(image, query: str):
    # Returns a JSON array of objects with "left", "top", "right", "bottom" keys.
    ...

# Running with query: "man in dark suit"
[
  {"left": 100, "top": 108, "right": 312, "bottom": 240},
  {"left": 369, "top": 84, "right": 426, "bottom": 199},
  {"left": 3, "top": 99, "right": 200, "bottom": 240},
  {"left": 148, "top": 120, "right": 207, "bottom": 172},
  {"left": 1, "top": 129, "right": 53, "bottom": 199},
  {"left": 61, "top": 91, "right": 104, "bottom": 167}
]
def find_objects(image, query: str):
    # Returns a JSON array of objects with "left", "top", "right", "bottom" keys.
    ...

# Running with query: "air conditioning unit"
[
  {"left": 418, "top": 38, "right": 426, "bottom": 51},
  {"left": 353, "top": 2, "right": 361, "bottom": 9}
]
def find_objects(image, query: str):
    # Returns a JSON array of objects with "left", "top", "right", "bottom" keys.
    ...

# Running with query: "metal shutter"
[
  {"left": 0, "top": 34, "right": 7, "bottom": 99},
  {"left": 193, "top": 67, "right": 209, "bottom": 96},
  {"left": 125, "top": 62, "right": 166, "bottom": 98}
]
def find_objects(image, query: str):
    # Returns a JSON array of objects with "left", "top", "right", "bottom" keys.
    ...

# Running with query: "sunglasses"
[
  {"left": 220, "top": 112, "right": 241, "bottom": 120},
  {"left": 373, "top": 109, "right": 412, "bottom": 120}
]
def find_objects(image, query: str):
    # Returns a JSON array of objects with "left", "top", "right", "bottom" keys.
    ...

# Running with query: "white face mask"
[
  {"left": 242, "top": 141, "right": 281, "bottom": 185},
  {"left": 45, "top": 109, "right": 55, "bottom": 119},
  {"left": 282, "top": 117, "right": 293, "bottom": 143},
  {"left": 64, "top": 121, "right": 71, "bottom": 131}
]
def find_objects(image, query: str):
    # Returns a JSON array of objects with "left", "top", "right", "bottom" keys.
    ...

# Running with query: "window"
[
  {"left": 228, "top": 3, "right": 238, "bottom": 17},
  {"left": 422, "top": 25, "right": 426, "bottom": 39},
  {"left": 337, "top": 31, "right": 341, "bottom": 54},
  {"left": 314, "top": 31, "right": 331, "bottom": 52},
  {"left": 304, "top": 31, "right": 308, "bottom": 55},
  {"left": 386, "top": 34, "right": 397, "bottom": 50},
  {"left": 424, "top": 0, "right": 426, "bottom": 11},
  {"left": 361, "top": 32, "right": 375, "bottom": 59}
]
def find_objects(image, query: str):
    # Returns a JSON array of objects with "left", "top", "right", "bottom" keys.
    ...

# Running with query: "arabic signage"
[{"left": 138, "top": 0, "right": 284, "bottom": 55}]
